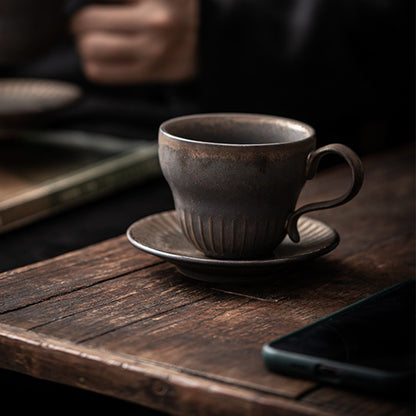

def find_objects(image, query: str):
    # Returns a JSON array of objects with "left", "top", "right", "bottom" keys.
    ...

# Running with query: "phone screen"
[
  {"left": 263, "top": 279, "right": 416, "bottom": 396},
  {"left": 268, "top": 279, "right": 415, "bottom": 373}
]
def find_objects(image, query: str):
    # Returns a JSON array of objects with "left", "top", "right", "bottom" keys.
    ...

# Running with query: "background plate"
[{"left": 0, "top": 78, "right": 82, "bottom": 129}]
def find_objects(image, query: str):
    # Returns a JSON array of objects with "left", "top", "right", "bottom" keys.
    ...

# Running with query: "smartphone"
[{"left": 262, "top": 279, "right": 415, "bottom": 397}]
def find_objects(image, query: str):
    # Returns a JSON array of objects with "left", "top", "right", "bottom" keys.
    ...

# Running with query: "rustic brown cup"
[
  {"left": 159, "top": 113, "right": 364, "bottom": 260},
  {"left": 0, "top": 0, "right": 65, "bottom": 66}
]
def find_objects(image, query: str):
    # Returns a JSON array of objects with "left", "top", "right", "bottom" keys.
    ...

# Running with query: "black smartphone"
[{"left": 262, "top": 279, "right": 415, "bottom": 397}]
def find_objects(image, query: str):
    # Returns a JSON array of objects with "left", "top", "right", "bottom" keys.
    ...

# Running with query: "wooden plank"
[
  {"left": 0, "top": 236, "right": 160, "bottom": 313},
  {"left": 0, "top": 262, "right": 208, "bottom": 331},
  {"left": 81, "top": 286, "right": 316, "bottom": 398},
  {"left": 0, "top": 258, "right": 315, "bottom": 398},
  {"left": 211, "top": 234, "right": 414, "bottom": 315},
  {"left": 300, "top": 386, "right": 414, "bottom": 416},
  {"left": 0, "top": 323, "right": 333, "bottom": 416}
]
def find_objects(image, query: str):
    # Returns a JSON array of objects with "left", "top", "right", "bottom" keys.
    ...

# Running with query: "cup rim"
[{"left": 159, "top": 113, "right": 316, "bottom": 147}]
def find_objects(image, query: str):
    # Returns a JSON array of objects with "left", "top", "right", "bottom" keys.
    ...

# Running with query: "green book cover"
[{"left": 0, "top": 130, "right": 161, "bottom": 233}]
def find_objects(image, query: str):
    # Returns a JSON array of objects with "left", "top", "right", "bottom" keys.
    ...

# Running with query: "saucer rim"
[{"left": 126, "top": 210, "right": 340, "bottom": 267}]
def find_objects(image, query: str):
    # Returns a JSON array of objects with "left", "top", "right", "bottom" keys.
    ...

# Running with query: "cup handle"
[{"left": 286, "top": 143, "right": 364, "bottom": 242}]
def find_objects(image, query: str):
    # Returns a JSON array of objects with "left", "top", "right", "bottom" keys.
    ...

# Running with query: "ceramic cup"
[
  {"left": 159, "top": 113, "right": 364, "bottom": 259},
  {"left": 0, "top": 0, "right": 65, "bottom": 66}
]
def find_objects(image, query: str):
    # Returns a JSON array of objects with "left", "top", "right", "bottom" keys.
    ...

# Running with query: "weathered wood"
[
  {"left": 0, "top": 323, "right": 327, "bottom": 416},
  {"left": 0, "top": 260, "right": 315, "bottom": 399},
  {"left": 0, "top": 144, "right": 414, "bottom": 416},
  {"left": 0, "top": 236, "right": 160, "bottom": 313},
  {"left": 301, "top": 386, "right": 414, "bottom": 416}
]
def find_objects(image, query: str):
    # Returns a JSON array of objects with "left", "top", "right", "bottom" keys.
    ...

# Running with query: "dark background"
[{"left": 0, "top": 0, "right": 414, "bottom": 413}]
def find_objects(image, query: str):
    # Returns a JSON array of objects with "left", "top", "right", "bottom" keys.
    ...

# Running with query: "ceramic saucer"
[
  {"left": 126, "top": 210, "right": 339, "bottom": 283},
  {"left": 127, "top": 211, "right": 339, "bottom": 282}
]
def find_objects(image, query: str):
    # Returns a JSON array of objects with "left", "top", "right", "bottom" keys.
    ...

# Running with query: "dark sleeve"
[{"left": 198, "top": 0, "right": 412, "bottom": 151}]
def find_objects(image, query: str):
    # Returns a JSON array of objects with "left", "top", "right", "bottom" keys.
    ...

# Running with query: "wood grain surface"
[{"left": 0, "top": 143, "right": 414, "bottom": 416}]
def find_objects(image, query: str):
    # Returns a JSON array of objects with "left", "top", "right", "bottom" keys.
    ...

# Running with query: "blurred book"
[{"left": 0, "top": 130, "right": 161, "bottom": 233}]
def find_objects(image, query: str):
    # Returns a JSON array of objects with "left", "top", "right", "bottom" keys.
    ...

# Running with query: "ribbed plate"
[
  {"left": 127, "top": 210, "right": 339, "bottom": 283},
  {"left": 0, "top": 78, "right": 82, "bottom": 125}
]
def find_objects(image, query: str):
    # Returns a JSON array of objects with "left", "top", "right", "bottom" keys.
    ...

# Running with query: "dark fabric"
[
  {"left": 1, "top": 0, "right": 413, "bottom": 150},
  {"left": 198, "top": 0, "right": 413, "bottom": 152}
]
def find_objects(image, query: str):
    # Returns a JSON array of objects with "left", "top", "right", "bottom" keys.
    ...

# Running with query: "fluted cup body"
[{"left": 159, "top": 113, "right": 316, "bottom": 259}]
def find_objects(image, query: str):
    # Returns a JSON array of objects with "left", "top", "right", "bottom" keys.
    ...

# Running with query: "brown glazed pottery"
[{"left": 159, "top": 113, "right": 363, "bottom": 260}]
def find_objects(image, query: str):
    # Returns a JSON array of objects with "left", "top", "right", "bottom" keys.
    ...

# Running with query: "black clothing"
[{"left": 1, "top": 0, "right": 413, "bottom": 152}]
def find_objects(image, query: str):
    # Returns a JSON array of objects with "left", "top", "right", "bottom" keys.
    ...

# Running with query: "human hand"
[{"left": 70, "top": 0, "right": 199, "bottom": 84}]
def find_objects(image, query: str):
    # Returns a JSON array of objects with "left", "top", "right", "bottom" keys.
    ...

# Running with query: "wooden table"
[{"left": 0, "top": 144, "right": 414, "bottom": 416}]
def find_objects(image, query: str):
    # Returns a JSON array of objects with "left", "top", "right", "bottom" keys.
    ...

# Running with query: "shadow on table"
[{"left": 0, "top": 368, "right": 168, "bottom": 415}]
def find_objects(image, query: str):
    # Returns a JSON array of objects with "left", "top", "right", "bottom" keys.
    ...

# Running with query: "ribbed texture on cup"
[{"left": 178, "top": 209, "right": 283, "bottom": 259}]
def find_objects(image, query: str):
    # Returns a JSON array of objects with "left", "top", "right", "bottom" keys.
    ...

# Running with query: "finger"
[
  {"left": 100, "top": 0, "right": 137, "bottom": 3},
  {"left": 70, "top": 4, "right": 143, "bottom": 34},
  {"left": 77, "top": 32, "right": 141, "bottom": 62},
  {"left": 82, "top": 55, "right": 195, "bottom": 85},
  {"left": 82, "top": 60, "right": 153, "bottom": 85}
]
